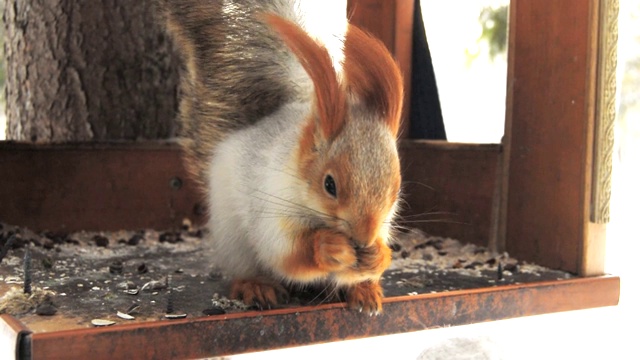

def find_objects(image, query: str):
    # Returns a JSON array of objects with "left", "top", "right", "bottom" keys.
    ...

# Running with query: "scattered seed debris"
[
  {"left": 109, "top": 261, "right": 124, "bottom": 274},
  {"left": 210, "top": 293, "right": 249, "bottom": 311},
  {"left": 207, "top": 271, "right": 223, "bottom": 281},
  {"left": 117, "top": 311, "right": 135, "bottom": 320},
  {"left": 504, "top": 263, "right": 519, "bottom": 273},
  {"left": 464, "top": 261, "right": 484, "bottom": 270},
  {"left": 397, "top": 277, "right": 424, "bottom": 288},
  {"left": 159, "top": 232, "right": 182, "bottom": 244},
  {"left": 0, "top": 287, "right": 56, "bottom": 315},
  {"left": 91, "top": 319, "right": 116, "bottom": 327},
  {"left": 202, "top": 307, "right": 226, "bottom": 316},
  {"left": 137, "top": 263, "right": 148, "bottom": 274},
  {"left": 127, "top": 234, "right": 144, "bottom": 246},
  {"left": 181, "top": 218, "right": 193, "bottom": 232},
  {"left": 0, "top": 222, "right": 574, "bottom": 326},
  {"left": 126, "top": 303, "right": 141, "bottom": 315},
  {"left": 116, "top": 281, "right": 136, "bottom": 290},
  {"left": 0, "top": 234, "right": 17, "bottom": 263},
  {"left": 164, "top": 313, "right": 187, "bottom": 319},
  {"left": 41, "top": 256, "right": 54, "bottom": 269},
  {"left": 35, "top": 302, "right": 58, "bottom": 316},
  {"left": 93, "top": 235, "right": 109, "bottom": 247},
  {"left": 141, "top": 280, "right": 167, "bottom": 292}
]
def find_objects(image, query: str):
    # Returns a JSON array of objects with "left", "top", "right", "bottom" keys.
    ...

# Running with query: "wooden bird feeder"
[{"left": 0, "top": 0, "right": 620, "bottom": 359}]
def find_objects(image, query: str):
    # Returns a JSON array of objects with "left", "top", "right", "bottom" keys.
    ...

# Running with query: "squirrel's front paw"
[
  {"left": 313, "top": 229, "right": 357, "bottom": 272},
  {"left": 355, "top": 240, "right": 392, "bottom": 275},
  {"left": 346, "top": 280, "right": 383, "bottom": 315},
  {"left": 230, "top": 278, "right": 289, "bottom": 309}
]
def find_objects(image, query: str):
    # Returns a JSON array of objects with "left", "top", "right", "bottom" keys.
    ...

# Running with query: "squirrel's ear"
[
  {"left": 343, "top": 25, "right": 404, "bottom": 137},
  {"left": 264, "top": 14, "right": 346, "bottom": 140}
]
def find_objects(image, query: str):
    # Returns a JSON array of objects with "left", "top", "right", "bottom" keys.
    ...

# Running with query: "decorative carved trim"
[{"left": 592, "top": 0, "right": 618, "bottom": 224}]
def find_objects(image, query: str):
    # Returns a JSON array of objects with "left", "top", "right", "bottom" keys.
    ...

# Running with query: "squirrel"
[{"left": 156, "top": 0, "right": 404, "bottom": 315}]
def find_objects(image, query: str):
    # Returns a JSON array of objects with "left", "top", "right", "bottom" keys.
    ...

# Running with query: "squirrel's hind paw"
[{"left": 230, "top": 278, "right": 289, "bottom": 310}]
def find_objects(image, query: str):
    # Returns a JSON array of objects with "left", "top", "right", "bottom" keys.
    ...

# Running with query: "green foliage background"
[
  {"left": 479, "top": 5, "right": 508, "bottom": 59},
  {"left": 467, "top": 5, "right": 508, "bottom": 64}
]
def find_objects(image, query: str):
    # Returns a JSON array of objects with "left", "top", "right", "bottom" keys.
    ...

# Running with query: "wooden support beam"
[
  {"left": 501, "top": 0, "right": 613, "bottom": 275},
  {"left": 0, "top": 142, "right": 206, "bottom": 232},
  {"left": 400, "top": 141, "right": 500, "bottom": 247},
  {"left": 347, "top": 0, "right": 415, "bottom": 135},
  {"left": 0, "top": 141, "right": 499, "bottom": 246}
]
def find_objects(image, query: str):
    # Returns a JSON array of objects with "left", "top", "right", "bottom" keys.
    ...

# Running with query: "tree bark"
[{"left": 3, "top": 0, "right": 179, "bottom": 142}]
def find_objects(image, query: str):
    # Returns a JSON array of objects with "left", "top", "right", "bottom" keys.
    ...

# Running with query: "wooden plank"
[
  {"left": 348, "top": 0, "right": 396, "bottom": 52},
  {"left": 0, "top": 314, "right": 31, "bottom": 360},
  {"left": 502, "top": 0, "right": 603, "bottom": 274},
  {"left": 400, "top": 141, "right": 500, "bottom": 247},
  {"left": 0, "top": 142, "right": 206, "bottom": 232},
  {"left": 0, "top": 141, "right": 499, "bottom": 246},
  {"left": 347, "top": 0, "right": 414, "bottom": 135},
  {"left": 12, "top": 276, "right": 617, "bottom": 360}
]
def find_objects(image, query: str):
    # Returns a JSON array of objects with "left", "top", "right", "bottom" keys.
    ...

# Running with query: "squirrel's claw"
[
  {"left": 230, "top": 278, "right": 289, "bottom": 309},
  {"left": 345, "top": 280, "right": 383, "bottom": 316}
]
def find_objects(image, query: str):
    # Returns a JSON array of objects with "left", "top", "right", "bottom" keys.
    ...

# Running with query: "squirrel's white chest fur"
[{"left": 207, "top": 102, "right": 310, "bottom": 281}]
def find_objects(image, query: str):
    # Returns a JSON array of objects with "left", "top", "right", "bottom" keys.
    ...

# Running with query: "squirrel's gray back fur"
[{"left": 155, "top": 0, "right": 311, "bottom": 188}]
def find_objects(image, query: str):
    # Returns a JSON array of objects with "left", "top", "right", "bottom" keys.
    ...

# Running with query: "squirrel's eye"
[{"left": 324, "top": 175, "right": 337, "bottom": 198}]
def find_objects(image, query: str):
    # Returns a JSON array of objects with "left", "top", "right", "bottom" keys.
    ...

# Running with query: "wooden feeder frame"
[{"left": 0, "top": 0, "right": 621, "bottom": 359}]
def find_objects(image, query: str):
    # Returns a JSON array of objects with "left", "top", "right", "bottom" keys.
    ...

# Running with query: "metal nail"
[{"left": 23, "top": 246, "right": 32, "bottom": 294}]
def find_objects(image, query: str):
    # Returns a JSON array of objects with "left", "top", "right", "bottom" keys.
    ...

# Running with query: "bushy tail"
[{"left": 155, "top": 0, "right": 309, "bottom": 188}]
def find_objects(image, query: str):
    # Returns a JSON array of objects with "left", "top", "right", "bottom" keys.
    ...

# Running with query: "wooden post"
[
  {"left": 347, "top": 0, "right": 415, "bottom": 136},
  {"left": 500, "top": 0, "right": 617, "bottom": 275}
]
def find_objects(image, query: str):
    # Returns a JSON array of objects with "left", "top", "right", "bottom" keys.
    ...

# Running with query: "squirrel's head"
[{"left": 265, "top": 14, "right": 403, "bottom": 251}]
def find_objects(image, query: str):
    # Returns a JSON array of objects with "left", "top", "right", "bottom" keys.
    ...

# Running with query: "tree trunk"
[{"left": 3, "top": 0, "right": 179, "bottom": 142}]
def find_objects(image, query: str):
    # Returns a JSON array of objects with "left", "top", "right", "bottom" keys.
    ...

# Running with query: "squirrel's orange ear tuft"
[
  {"left": 264, "top": 14, "right": 346, "bottom": 140},
  {"left": 343, "top": 25, "right": 404, "bottom": 137}
]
